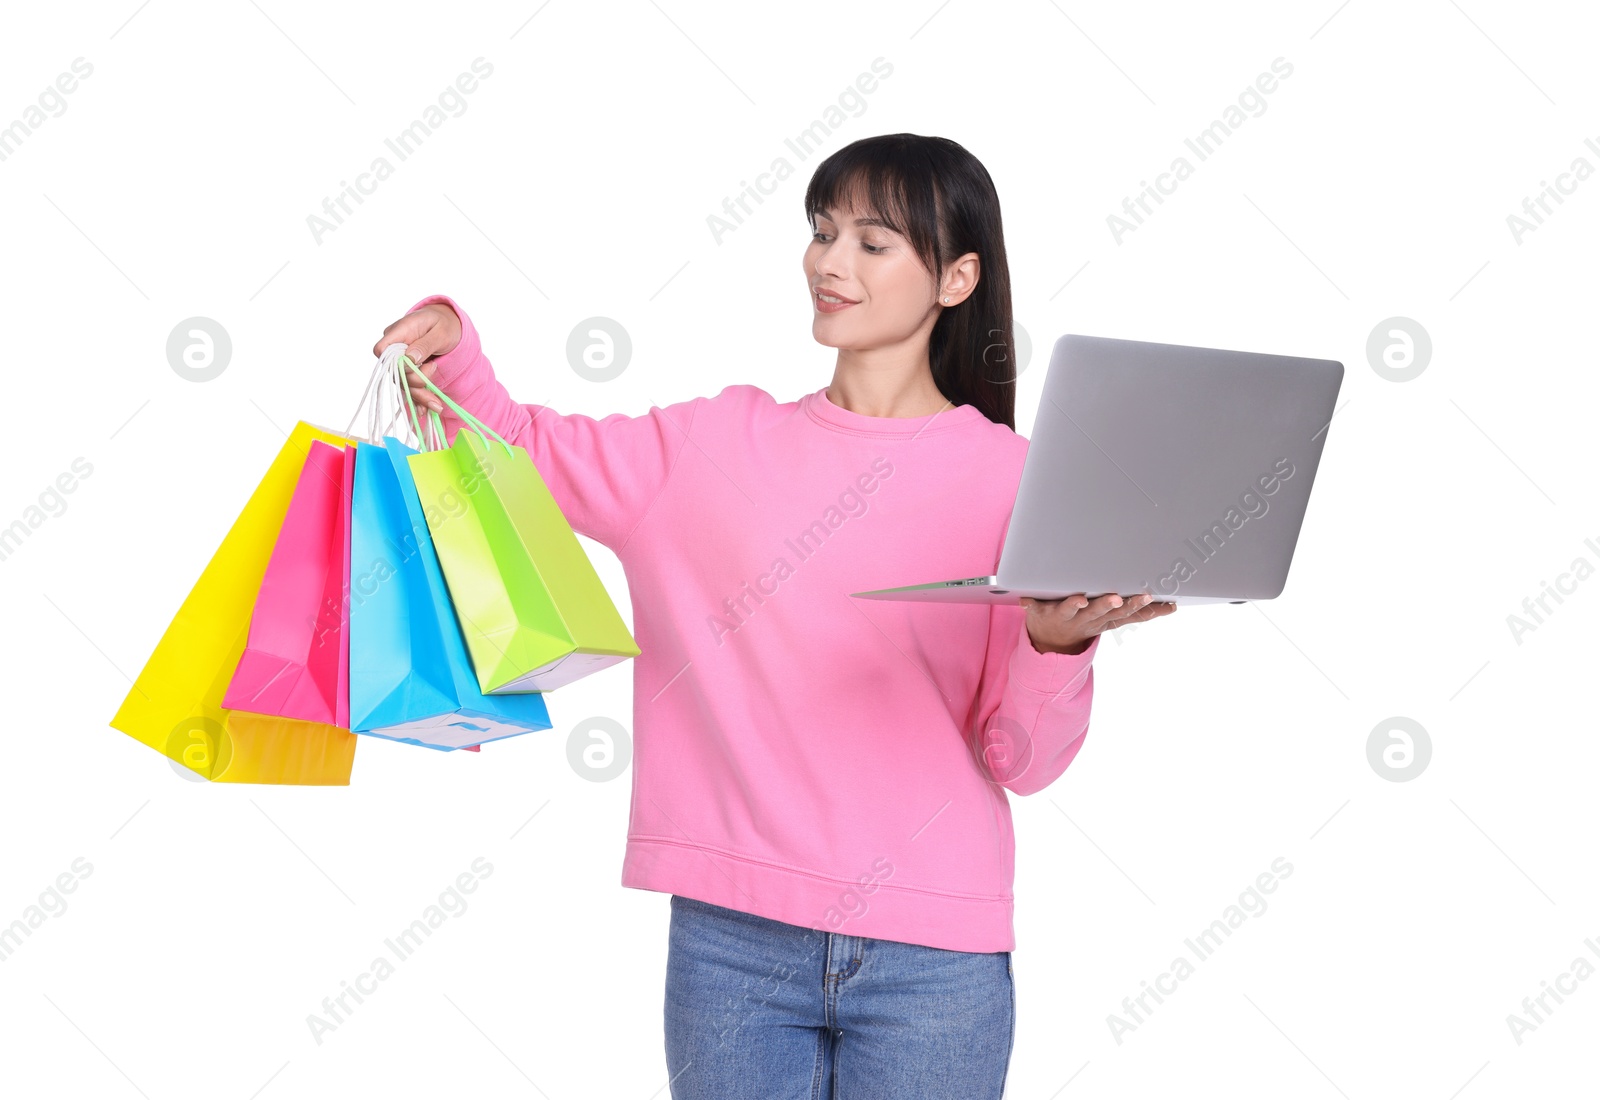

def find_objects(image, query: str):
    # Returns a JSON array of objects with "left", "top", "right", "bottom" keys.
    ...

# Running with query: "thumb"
[
  {"left": 395, "top": 334, "right": 444, "bottom": 368},
  {"left": 372, "top": 304, "right": 451, "bottom": 363},
  {"left": 403, "top": 302, "right": 463, "bottom": 365}
]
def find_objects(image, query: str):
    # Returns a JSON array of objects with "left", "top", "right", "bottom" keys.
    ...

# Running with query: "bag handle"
[
  {"left": 390, "top": 346, "right": 438, "bottom": 451},
  {"left": 396, "top": 352, "right": 515, "bottom": 458},
  {"left": 343, "top": 342, "right": 514, "bottom": 458},
  {"left": 344, "top": 343, "right": 430, "bottom": 448}
]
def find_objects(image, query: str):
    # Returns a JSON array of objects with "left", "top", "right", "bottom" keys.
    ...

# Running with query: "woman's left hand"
[{"left": 1021, "top": 593, "right": 1176, "bottom": 655}]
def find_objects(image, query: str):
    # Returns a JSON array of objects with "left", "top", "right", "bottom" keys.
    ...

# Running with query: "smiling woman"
[
  {"left": 801, "top": 133, "right": 1017, "bottom": 427},
  {"left": 374, "top": 131, "right": 1174, "bottom": 1099}
]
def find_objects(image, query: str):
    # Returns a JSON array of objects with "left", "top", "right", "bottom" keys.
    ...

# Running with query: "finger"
[
  {"left": 371, "top": 306, "right": 452, "bottom": 362},
  {"left": 370, "top": 310, "right": 432, "bottom": 360},
  {"left": 1071, "top": 594, "right": 1136, "bottom": 625},
  {"left": 398, "top": 335, "right": 447, "bottom": 368},
  {"left": 404, "top": 359, "right": 437, "bottom": 384},
  {"left": 1103, "top": 594, "right": 1158, "bottom": 624},
  {"left": 1113, "top": 597, "right": 1164, "bottom": 623},
  {"left": 407, "top": 368, "right": 443, "bottom": 412},
  {"left": 1026, "top": 595, "right": 1088, "bottom": 623},
  {"left": 1104, "top": 598, "right": 1178, "bottom": 630}
]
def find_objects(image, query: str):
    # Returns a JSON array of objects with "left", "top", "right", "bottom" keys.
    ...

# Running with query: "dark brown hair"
[{"left": 804, "top": 133, "right": 1017, "bottom": 430}]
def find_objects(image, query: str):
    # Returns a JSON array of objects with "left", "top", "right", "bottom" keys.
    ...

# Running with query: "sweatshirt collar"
[{"left": 803, "top": 385, "right": 985, "bottom": 436}]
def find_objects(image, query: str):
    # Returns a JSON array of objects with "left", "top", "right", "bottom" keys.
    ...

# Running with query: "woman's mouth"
[{"left": 815, "top": 289, "right": 858, "bottom": 314}]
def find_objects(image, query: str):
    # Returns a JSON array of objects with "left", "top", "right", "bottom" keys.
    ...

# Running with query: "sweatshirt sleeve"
[
  {"left": 966, "top": 598, "right": 1101, "bottom": 798},
  {"left": 402, "top": 294, "right": 697, "bottom": 551}
]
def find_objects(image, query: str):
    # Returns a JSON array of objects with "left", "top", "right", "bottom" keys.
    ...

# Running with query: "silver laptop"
[{"left": 850, "top": 333, "right": 1344, "bottom": 605}]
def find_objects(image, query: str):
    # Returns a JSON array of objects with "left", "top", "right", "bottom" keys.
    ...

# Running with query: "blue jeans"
[{"left": 664, "top": 894, "right": 1015, "bottom": 1099}]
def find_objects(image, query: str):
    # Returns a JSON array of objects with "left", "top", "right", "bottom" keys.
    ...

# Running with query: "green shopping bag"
[{"left": 403, "top": 361, "right": 641, "bottom": 693}]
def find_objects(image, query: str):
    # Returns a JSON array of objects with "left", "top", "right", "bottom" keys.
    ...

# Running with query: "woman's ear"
[{"left": 941, "top": 252, "right": 981, "bottom": 304}]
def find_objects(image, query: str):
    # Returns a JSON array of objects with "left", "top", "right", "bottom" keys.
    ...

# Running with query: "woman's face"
[{"left": 803, "top": 200, "right": 940, "bottom": 351}]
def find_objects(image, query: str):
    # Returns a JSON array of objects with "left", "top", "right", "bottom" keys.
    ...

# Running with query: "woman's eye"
[{"left": 813, "top": 231, "right": 885, "bottom": 255}]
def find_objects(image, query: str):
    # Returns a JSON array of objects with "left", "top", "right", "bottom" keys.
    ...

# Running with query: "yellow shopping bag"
[{"left": 109, "top": 421, "right": 359, "bottom": 784}]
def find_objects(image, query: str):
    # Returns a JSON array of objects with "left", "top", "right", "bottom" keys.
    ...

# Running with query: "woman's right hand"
[{"left": 370, "top": 301, "right": 462, "bottom": 412}]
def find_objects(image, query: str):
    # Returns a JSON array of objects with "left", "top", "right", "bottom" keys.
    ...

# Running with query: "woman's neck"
[{"left": 825, "top": 364, "right": 951, "bottom": 419}]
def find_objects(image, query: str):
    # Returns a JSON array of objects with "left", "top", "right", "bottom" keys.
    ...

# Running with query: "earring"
[{"left": 943, "top": 296, "right": 951, "bottom": 303}]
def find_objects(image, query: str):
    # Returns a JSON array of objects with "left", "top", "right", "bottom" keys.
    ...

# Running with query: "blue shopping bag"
[{"left": 346, "top": 437, "right": 553, "bottom": 750}]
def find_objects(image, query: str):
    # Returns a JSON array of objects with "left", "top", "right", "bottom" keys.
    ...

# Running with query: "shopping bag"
[
  {"left": 338, "top": 441, "right": 354, "bottom": 731},
  {"left": 109, "top": 421, "right": 359, "bottom": 784},
  {"left": 404, "top": 365, "right": 640, "bottom": 694},
  {"left": 345, "top": 344, "right": 481, "bottom": 750},
  {"left": 221, "top": 439, "right": 354, "bottom": 727},
  {"left": 347, "top": 435, "right": 553, "bottom": 749}
]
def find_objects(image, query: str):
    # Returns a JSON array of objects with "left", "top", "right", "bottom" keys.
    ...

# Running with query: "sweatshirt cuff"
[
  {"left": 406, "top": 293, "right": 481, "bottom": 391},
  {"left": 1009, "top": 616, "right": 1098, "bottom": 696}
]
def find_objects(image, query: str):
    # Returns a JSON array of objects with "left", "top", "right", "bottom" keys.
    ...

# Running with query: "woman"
[{"left": 373, "top": 133, "right": 1175, "bottom": 1099}]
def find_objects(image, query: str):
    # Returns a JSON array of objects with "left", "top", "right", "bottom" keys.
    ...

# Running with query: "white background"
[{"left": 1, "top": 1, "right": 1596, "bottom": 1096}]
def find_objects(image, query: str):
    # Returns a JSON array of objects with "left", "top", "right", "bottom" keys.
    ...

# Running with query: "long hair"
[{"left": 803, "top": 133, "right": 1017, "bottom": 431}]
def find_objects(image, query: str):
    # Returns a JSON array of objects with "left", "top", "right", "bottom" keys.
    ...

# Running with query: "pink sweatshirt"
[{"left": 409, "top": 294, "right": 1101, "bottom": 953}]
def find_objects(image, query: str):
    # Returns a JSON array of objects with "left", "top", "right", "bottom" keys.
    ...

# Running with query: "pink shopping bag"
[{"left": 222, "top": 440, "right": 353, "bottom": 727}]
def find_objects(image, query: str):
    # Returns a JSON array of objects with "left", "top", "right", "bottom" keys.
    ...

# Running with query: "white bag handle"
[{"left": 343, "top": 342, "right": 436, "bottom": 449}]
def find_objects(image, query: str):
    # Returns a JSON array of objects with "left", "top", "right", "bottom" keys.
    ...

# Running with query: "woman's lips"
[{"left": 815, "top": 291, "right": 858, "bottom": 314}]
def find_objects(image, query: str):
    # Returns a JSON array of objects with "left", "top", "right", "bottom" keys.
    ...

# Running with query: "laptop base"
[{"left": 849, "top": 577, "right": 1247, "bottom": 605}]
